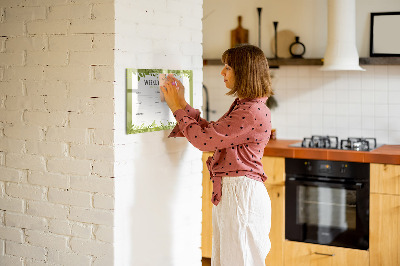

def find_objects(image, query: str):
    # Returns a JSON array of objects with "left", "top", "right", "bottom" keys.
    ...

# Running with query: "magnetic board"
[{"left": 126, "top": 69, "right": 193, "bottom": 134}]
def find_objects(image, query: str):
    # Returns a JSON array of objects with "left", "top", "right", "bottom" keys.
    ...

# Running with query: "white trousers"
[{"left": 212, "top": 176, "right": 271, "bottom": 266}]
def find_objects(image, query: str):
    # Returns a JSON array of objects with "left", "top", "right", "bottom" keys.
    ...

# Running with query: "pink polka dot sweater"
[{"left": 169, "top": 97, "right": 272, "bottom": 206}]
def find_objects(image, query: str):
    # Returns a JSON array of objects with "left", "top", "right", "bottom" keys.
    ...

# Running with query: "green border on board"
[{"left": 126, "top": 68, "right": 193, "bottom": 134}]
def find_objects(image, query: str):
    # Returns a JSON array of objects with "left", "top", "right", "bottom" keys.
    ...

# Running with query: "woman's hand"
[
  {"left": 172, "top": 77, "right": 187, "bottom": 108},
  {"left": 160, "top": 77, "right": 185, "bottom": 113}
]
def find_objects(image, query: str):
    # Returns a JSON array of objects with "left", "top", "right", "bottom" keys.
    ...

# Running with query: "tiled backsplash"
[{"left": 203, "top": 65, "right": 400, "bottom": 144}]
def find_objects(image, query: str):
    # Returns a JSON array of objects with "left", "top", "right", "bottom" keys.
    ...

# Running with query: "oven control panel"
[{"left": 286, "top": 158, "right": 369, "bottom": 180}]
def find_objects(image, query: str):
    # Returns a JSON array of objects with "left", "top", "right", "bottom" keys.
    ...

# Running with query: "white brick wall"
[
  {"left": 0, "top": 0, "right": 115, "bottom": 265},
  {"left": 1, "top": 0, "right": 204, "bottom": 265},
  {"left": 114, "top": 0, "right": 203, "bottom": 265}
]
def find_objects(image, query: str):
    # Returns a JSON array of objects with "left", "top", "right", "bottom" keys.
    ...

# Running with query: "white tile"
[
  {"left": 361, "top": 129, "right": 375, "bottom": 138},
  {"left": 336, "top": 115, "right": 348, "bottom": 128},
  {"left": 388, "top": 131, "right": 400, "bottom": 144},
  {"left": 374, "top": 90, "right": 388, "bottom": 104},
  {"left": 298, "top": 67, "right": 311, "bottom": 78},
  {"left": 374, "top": 130, "right": 389, "bottom": 144},
  {"left": 361, "top": 104, "right": 375, "bottom": 116},
  {"left": 273, "top": 76, "right": 287, "bottom": 90},
  {"left": 388, "top": 65, "right": 400, "bottom": 76},
  {"left": 298, "top": 77, "right": 311, "bottom": 89},
  {"left": 349, "top": 128, "right": 362, "bottom": 137},
  {"left": 322, "top": 70, "right": 335, "bottom": 78},
  {"left": 361, "top": 75, "right": 374, "bottom": 91},
  {"left": 336, "top": 90, "right": 349, "bottom": 103},
  {"left": 311, "top": 114, "right": 324, "bottom": 129},
  {"left": 323, "top": 115, "right": 336, "bottom": 129},
  {"left": 348, "top": 103, "right": 362, "bottom": 116},
  {"left": 285, "top": 66, "right": 298, "bottom": 77},
  {"left": 310, "top": 66, "right": 324, "bottom": 77},
  {"left": 311, "top": 102, "right": 324, "bottom": 113},
  {"left": 348, "top": 90, "right": 362, "bottom": 103},
  {"left": 311, "top": 127, "right": 324, "bottom": 136},
  {"left": 348, "top": 76, "right": 362, "bottom": 91},
  {"left": 311, "top": 87, "right": 323, "bottom": 101},
  {"left": 348, "top": 116, "right": 362, "bottom": 129},
  {"left": 336, "top": 103, "right": 349, "bottom": 116},
  {"left": 374, "top": 65, "right": 388, "bottom": 77},
  {"left": 335, "top": 73, "right": 349, "bottom": 90},
  {"left": 388, "top": 104, "right": 400, "bottom": 117},
  {"left": 374, "top": 117, "right": 389, "bottom": 129},
  {"left": 375, "top": 104, "right": 389, "bottom": 117},
  {"left": 388, "top": 91, "right": 400, "bottom": 104},
  {"left": 323, "top": 127, "right": 337, "bottom": 136},
  {"left": 323, "top": 103, "right": 336, "bottom": 115},
  {"left": 374, "top": 78, "right": 388, "bottom": 91},
  {"left": 388, "top": 76, "right": 400, "bottom": 91},
  {"left": 362, "top": 90, "right": 375, "bottom": 104},
  {"left": 286, "top": 77, "right": 299, "bottom": 89},
  {"left": 388, "top": 117, "right": 400, "bottom": 131},
  {"left": 348, "top": 70, "right": 362, "bottom": 81},
  {"left": 336, "top": 128, "right": 349, "bottom": 140},
  {"left": 287, "top": 113, "right": 300, "bottom": 127},
  {"left": 297, "top": 102, "right": 312, "bottom": 115},
  {"left": 362, "top": 116, "right": 375, "bottom": 130},
  {"left": 310, "top": 77, "right": 324, "bottom": 89},
  {"left": 323, "top": 87, "right": 336, "bottom": 103}
]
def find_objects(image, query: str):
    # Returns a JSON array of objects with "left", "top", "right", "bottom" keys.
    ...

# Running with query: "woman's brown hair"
[{"left": 221, "top": 44, "right": 273, "bottom": 99}]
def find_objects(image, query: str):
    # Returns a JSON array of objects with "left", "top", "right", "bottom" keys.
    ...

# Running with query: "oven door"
[{"left": 285, "top": 177, "right": 369, "bottom": 250}]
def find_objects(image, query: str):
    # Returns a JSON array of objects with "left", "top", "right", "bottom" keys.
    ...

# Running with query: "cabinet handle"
[{"left": 314, "top": 252, "right": 335, "bottom": 257}]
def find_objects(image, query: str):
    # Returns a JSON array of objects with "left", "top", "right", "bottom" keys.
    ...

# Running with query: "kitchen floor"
[{"left": 202, "top": 257, "right": 211, "bottom": 266}]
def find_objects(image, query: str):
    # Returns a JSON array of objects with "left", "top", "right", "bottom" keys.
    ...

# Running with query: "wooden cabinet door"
[
  {"left": 264, "top": 184, "right": 284, "bottom": 266},
  {"left": 201, "top": 152, "right": 213, "bottom": 258},
  {"left": 262, "top": 156, "right": 285, "bottom": 186},
  {"left": 370, "top": 163, "right": 400, "bottom": 195},
  {"left": 370, "top": 193, "right": 400, "bottom": 266},
  {"left": 284, "top": 241, "right": 369, "bottom": 266}
]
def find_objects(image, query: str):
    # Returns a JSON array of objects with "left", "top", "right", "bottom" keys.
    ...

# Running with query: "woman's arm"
[
  {"left": 162, "top": 77, "right": 211, "bottom": 137},
  {"left": 172, "top": 106, "right": 257, "bottom": 152}
]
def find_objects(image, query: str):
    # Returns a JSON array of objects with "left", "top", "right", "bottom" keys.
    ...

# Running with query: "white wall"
[
  {"left": 113, "top": 0, "right": 203, "bottom": 265},
  {"left": 203, "top": 0, "right": 400, "bottom": 58},
  {"left": 203, "top": 0, "right": 400, "bottom": 145},
  {"left": 0, "top": 0, "right": 115, "bottom": 265}
]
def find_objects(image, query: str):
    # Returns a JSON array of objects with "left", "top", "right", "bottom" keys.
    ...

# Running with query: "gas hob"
[{"left": 289, "top": 135, "right": 382, "bottom": 151}]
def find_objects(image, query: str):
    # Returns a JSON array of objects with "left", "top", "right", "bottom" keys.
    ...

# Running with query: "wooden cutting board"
[{"left": 231, "top": 16, "right": 249, "bottom": 48}]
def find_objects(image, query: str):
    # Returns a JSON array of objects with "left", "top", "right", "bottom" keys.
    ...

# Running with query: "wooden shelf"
[
  {"left": 203, "top": 58, "right": 323, "bottom": 67},
  {"left": 203, "top": 57, "right": 400, "bottom": 67},
  {"left": 359, "top": 57, "right": 400, "bottom": 65}
]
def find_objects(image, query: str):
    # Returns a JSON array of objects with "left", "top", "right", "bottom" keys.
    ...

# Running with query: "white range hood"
[{"left": 320, "top": 0, "right": 365, "bottom": 71}]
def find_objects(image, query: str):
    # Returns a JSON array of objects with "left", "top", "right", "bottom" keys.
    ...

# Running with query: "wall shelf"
[
  {"left": 359, "top": 57, "right": 400, "bottom": 65},
  {"left": 203, "top": 57, "right": 400, "bottom": 67}
]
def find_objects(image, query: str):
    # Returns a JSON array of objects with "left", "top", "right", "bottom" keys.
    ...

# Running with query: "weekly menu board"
[{"left": 126, "top": 69, "right": 193, "bottom": 134}]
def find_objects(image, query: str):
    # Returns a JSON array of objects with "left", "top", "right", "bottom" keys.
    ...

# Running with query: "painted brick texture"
[
  {"left": 0, "top": 0, "right": 115, "bottom": 265},
  {"left": 113, "top": 0, "right": 203, "bottom": 265}
]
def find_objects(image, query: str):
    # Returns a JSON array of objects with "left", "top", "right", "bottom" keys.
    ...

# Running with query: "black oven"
[{"left": 285, "top": 158, "right": 369, "bottom": 250}]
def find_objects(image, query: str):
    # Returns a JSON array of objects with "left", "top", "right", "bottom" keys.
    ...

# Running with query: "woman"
[{"left": 161, "top": 44, "right": 273, "bottom": 266}]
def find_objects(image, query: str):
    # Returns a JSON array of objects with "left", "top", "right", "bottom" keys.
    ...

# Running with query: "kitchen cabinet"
[
  {"left": 261, "top": 156, "right": 285, "bottom": 266},
  {"left": 201, "top": 152, "right": 213, "bottom": 258},
  {"left": 284, "top": 241, "right": 369, "bottom": 266},
  {"left": 201, "top": 153, "right": 286, "bottom": 266},
  {"left": 370, "top": 163, "right": 400, "bottom": 266},
  {"left": 370, "top": 163, "right": 400, "bottom": 195}
]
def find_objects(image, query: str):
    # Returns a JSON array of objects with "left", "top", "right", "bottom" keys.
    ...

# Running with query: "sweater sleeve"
[
  {"left": 172, "top": 106, "right": 257, "bottom": 152},
  {"left": 168, "top": 104, "right": 211, "bottom": 138}
]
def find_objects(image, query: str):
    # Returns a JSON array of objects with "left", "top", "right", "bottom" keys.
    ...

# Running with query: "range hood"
[{"left": 320, "top": 0, "right": 365, "bottom": 71}]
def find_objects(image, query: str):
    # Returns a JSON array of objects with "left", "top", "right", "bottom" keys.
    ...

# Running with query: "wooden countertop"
[{"left": 263, "top": 139, "right": 400, "bottom": 165}]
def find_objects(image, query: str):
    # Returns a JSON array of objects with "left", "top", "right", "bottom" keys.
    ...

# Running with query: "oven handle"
[{"left": 286, "top": 177, "right": 364, "bottom": 189}]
